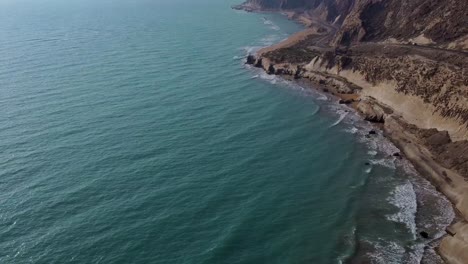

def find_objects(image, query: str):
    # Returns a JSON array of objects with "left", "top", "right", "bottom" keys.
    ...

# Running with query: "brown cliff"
[{"left": 235, "top": 0, "right": 468, "bottom": 50}]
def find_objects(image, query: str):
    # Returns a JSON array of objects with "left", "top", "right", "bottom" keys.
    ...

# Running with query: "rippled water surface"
[{"left": 0, "top": 0, "right": 453, "bottom": 263}]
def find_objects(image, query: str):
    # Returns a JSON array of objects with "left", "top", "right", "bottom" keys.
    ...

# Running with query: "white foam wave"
[
  {"left": 258, "top": 72, "right": 275, "bottom": 80},
  {"left": 345, "top": 127, "right": 358, "bottom": 134},
  {"left": 263, "top": 19, "right": 280, "bottom": 31},
  {"left": 377, "top": 140, "right": 400, "bottom": 156},
  {"left": 317, "top": 94, "right": 328, "bottom": 101},
  {"left": 233, "top": 55, "right": 242, "bottom": 60},
  {"left": 367, "top": 139, "right": 378, "bottom": 150},
  {"left": 405, "top": 244, "right": 425, "bottom": 264},
  {"left": 365, "top": 167, "right": 372, "bottom": 174},
  {"left": 369, "top": 240, "right": 406, "bottom": 264},
  {"left": 311, "top": 105, "right": 320, "bottom": 116},
  {"left": 270, "top": 25, "right": 280, "bottom": 31},
  {"left": 367, "top": 150, "right": 377, "bottom": 156},
  {"left": 409, "top": 170, "right": 455, "bottom": 240},
  {"left": 257, "top": 71, "right": 281, "bottom": 84},
  {"left": 387, "top": 181, "right": 418, "bottom": 238},
  {"left": 260, "top": 35, "right": 279, "bottom": 46},
  {"left": 241, "top": 46, "right": 262, "bottom": 54},
  {"left": 370, "top": 158, "right": 396, "bottom": 169},
  {"left": 330, "top": 110, "right": 348, "bottom": 127},
  {"left": 368, "top": 239, "right": 424, "bottom": 264}
]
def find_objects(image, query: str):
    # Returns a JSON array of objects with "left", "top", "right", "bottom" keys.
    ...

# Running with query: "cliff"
[
  {"left": 237, "top": 0, "right": 468, "bottom": 263},
  {"left": 247, "top": 40, "right": 468, "bottom": 264},
  {"left": 235, "top": 0, "right": 468, "bottom": 50},
  {"left": 249, "top": 39, "right": 468, "bottom": 139},
  {"left": 332, "top": 0, "right": 468, "bottom": 50}
]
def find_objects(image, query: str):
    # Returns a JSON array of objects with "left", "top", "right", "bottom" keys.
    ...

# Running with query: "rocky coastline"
[{"left": 236, "top": 2, "right": 468, "bottom": 263}]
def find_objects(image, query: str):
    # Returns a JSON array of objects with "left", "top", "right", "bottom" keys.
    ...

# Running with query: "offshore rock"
[{"left": 246, "top": 54, "right": 256, "bottom": 65}]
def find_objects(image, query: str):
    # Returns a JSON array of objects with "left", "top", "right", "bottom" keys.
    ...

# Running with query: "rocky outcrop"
[
  {"left": 408, "top": 127, "right": 468, "bottom": 177},
  {"left": 246, "top": 52, "right": 360, "bottom": 94},
  {"left": 425, "top": 130, "right": 452, "bottom": 146},
  {"left": 356, "top": 97, "right": 387, "bottom": 123},
  {"left": 248, "top": 43, "right": 468, "bottom": 139},
  {"left": 246, "top": 54, "right": 256, "bottom": 65}
]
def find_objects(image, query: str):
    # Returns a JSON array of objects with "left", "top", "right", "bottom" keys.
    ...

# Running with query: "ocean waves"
[
  {"left": 0, "top": 1, "right": 454, "bottom": 263},
  {"left": 387, "top": 181, "right": 418, "bottom": 238}
]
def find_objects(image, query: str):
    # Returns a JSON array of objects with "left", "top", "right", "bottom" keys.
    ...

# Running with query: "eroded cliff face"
[
  {"left": 248, "top": 44, "right": 468, "bottom": 140},
  {"left": 332, "top": 0, "right": 468, "bottom": 49},
  {"left": 236, "top": 0, "right": 468, "bottom": 50}
]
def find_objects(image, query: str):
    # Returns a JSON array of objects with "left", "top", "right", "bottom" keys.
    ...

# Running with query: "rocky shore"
[
  {"left": 236, "top": 2, "right": 468, "bottom": 262},
  {"left": 246, "top": 48, "right": 468, "bottom": 264}
]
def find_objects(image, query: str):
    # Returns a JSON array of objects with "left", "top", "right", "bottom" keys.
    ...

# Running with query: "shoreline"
[
  {"left": 238, "top": 6, "right": 468, "bottom": 263},
  {"left": 250, "top": 65, "right": 455, "bottom": 263}
]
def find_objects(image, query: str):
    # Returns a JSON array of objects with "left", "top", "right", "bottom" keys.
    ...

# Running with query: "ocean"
[{"left": 0, "top": 0, "right": 454, "bottom": 263}]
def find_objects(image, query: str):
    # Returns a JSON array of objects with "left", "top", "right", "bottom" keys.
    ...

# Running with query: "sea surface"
[{"left": 0, "top": 0, "right": 454, "bottom": 263}]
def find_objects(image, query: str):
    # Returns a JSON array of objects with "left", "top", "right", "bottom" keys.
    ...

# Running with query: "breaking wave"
[
  {"left": 370, "top": 158, "right": 396, "bottom": 169},
  {"left": 387, "top": 181, "right": 418, "bottom": 238},
  {"left": 262, "top": 18, "right": 280, "bottom": 31},
  {"left": 330, "top": 110, "right": 348, "bottom": 127}
]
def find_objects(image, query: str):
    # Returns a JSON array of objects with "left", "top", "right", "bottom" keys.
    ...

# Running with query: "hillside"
[{"left": 235, "top": 0, "right": 468, "bottom": 50}]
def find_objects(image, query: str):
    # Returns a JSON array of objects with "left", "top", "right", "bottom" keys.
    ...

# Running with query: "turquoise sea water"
[{"left": 0, "top": 0, "right": 454, "bottom": 263}]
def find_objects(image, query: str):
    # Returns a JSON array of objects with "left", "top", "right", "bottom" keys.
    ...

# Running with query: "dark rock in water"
[
  {"left": 393, "top": 152, "right": 400, "bottom": 157},
  {"left": 368, "top": 130, "right": 377, "bottom": 135},
  {"left": 275, "top": 68, "right": 284, "bottom": 75},
  {"left": 267, "top": 65, "right": 275, "bottom": 75},
  {"left": 254, "top": 58, "right": 263, "bottom": 68},
  {"left": 322, "top": 88, "right": 329, "bottom": 93},
  {"left": 339, "top": 99, "right": 353, "bottom": 104},
  {"left": 365, "top": 162, "right": 371, "bottom": 166},
  {"left": 420, "top": 231, "right": 430, "bottom": 239},
  {"left": 294, "top": 67, "right": 302, "bottom": 79},
  {"left": 364, "top": 115, "right": 385, "bottom": 123},
  {"left": 246, "top": 54, "right": 256, "bottom": 65}
]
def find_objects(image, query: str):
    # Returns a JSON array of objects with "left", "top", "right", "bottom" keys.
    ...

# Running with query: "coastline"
[{"left": 237, "top": 5, "right": 468, "bottom": 263}]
